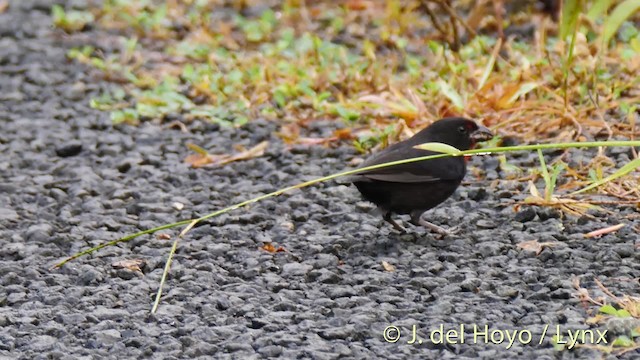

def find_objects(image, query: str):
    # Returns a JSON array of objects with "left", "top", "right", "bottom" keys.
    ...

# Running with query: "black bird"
[{"left": 349, "top": 117, "right": 493, "bottom": 235}]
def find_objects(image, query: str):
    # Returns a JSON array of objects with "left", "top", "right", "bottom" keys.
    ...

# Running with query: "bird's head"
[{"left": 414, "top": 117, "right": 493, "bottom": 151}]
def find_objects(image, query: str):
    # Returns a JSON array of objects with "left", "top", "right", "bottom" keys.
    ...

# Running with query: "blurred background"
[{"left": 52, "top": 0, "right": 639, "bottom": 157}]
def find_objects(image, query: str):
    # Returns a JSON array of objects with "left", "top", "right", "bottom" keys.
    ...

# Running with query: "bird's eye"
[{"left": 457, "top": 126, "right": 467, "bottom": 133}]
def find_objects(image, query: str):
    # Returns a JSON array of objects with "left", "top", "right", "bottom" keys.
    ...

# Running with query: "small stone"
[
  {"left": 291, "top": 210, "right": 308, "bottom": 222},
  {"left": 577, "top": 215, "right": 590, "bottom": 225},
  {"left": 258, "top": 345, "right": 282, "bottom": 357},
  {"left": 522, "top": 270, "right": 539, "bottom": 283},
  {"left": 460, "top": 278, "right": 481, "bottom": 292},
  {"left": 467, "top": 187, "right": 487, "bottom": 201},
  {"left": 25, "top": 223, "right": 53, "bottom": 243},
  {"left": 0, "top": 208, "right": 19, "bottom": 222},
  {"left": 496, "top": 286, "right": 519, "bottom": 297},
  {"left": 281, "top": 262, "right": 312, "bottom": 277},
  {"left": 476, "top": 219, "right": 497, "bottom": 229},
  {"left": 65, "top": 82, "right": 87, "bottom": 100},
  {"left": 537, "top": 207, "right": 561, "bottom": 220},
  {"left": 95, "top": 329, "right": 121, "bottom": 344},
  {"left": 318, "top": 325, "right": 355, "bottom": 340},
  {"left": 55, "top": 141, "right": 83, "bottom": 157},
  {"left": 326, "top": 286, "right": 357, "bottom": 299},
  {"left": 514, "top": 207, "right": 537, "bottom": 222}
]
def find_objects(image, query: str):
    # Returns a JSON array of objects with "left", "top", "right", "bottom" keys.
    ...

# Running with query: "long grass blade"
[
  {"left": 477, "top": 37, "right": 502, "bottom": 91},
  {"left": 600, "top": 0, "right": 640, "bottom": 45},
  {"left": 570, "top": 156, "right": 640, "bottom": 195},
  {"left": 52, "top": 140, "right": 640, "bottom": 313},
  {"left": 437, "top": 79, "right": 465, "bottom": 110}
]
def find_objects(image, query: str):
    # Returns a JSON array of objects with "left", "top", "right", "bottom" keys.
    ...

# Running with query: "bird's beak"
[{"left": 471, "top": 126, "right": 493, "bottom": 143}]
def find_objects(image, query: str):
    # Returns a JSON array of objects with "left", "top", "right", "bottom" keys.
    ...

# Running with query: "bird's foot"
[
  {"left": 410, "top": 216, "right": 458, "bottom": 238},
  {"left": 383, "top": 212, "right": 408, "bottom": 233}
]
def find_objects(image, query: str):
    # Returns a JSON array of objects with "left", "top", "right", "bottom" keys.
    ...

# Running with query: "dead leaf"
[
  {"left": 296, "top": 137, "right": 333, "bottom": 146},
  {"left": 276, "top": 123, "right": 300, "bottom": 144},
  {"left": 185, "top": 141, "right": 269, "bottom": 168},
  {"left": 496, "top": 82, "right": 539, "bottom": 109},
  {"left": 517, "top": 240, "right": 559, "bottom": 255},
  {"left": 524, "top": 181, "right": 597, "bottom": 217},
  {"left": 381, "top": 261, "right": 395, "bottom": 272},
  {"left": 0, "top": 1, "right": 8, "bottom": 14},
  {"left": 261, "top": 243, "right": 276, "bottom": 253},
  {"left": 345, "top": 0, "right": 372, "bottom": 11},
  {"left": 156, "top": 233, "right": 171, "bottom": 240},
  {"left": 584, "top": 223, "right": 625, "bottom": 238},
  {"left": 112, "top": 259, "right": 146, "bottom": 272},
  {"left": 466, "top": 0, "right": 490, "bottom": 31},
  {"left": 333, "top": 128, "right": 353, "bottom": 140},
  {"left": 261, "top": 243, "right": 286, "bottom": 253},
  {"left": 585, "top": 314, "right": 608, "bottom": 325},
  {"left": 358, "top": 88, "right": 426, "bottom": 122}
]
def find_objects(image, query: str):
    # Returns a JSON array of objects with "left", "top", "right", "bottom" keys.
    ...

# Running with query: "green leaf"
[
  {"left": 612, "top": 335, "right": 635, "bottom": 347},
  {"left": 599, "top": 304, "right": 618, "bottom": 315},
  {"left": 51, "top": 4, "right": 65, "bottom": 21},
  {"left": 616, "top": 309, "right": 632, "bottom": 318},
  {"left": 506, "top": 82, "right": 539, "bottom": 105},
  {"left": 499, "top": 154, "right": 523, "bottom": 177},
  {"left": 571, "top": 156, "right": 640, "bottom": 195},
  {"left": 334, "top": 105, "right": 359, "bottom": 122},
  {"left": 587, "top": 0, "right": 614, "bottom": 21},
  {"left": 536, "top": 149, "right": 554, "bottom": 201},
  {"left": 111, "top": 109, "right": 139, "bottom": 125},
  {"left": 551, "top": 335, "right": 566, "bottom": 351},
  {"left": 560, "top": 0, "right": 583, "bottom": 39},
  {"left": 413, "top": 142, "right": 462, "bottom": 155},
  {"left": 273, "top": 89, "right": 287, "bottom": 107},
  {"left": 437, "top": 80, "right": 464, "bottom": 110},
  {"left": 478, "top": 38, "right": 501, "bottom": 90},
  {"left": 601, "top": 0, "right": 640, "bottom": 44}
]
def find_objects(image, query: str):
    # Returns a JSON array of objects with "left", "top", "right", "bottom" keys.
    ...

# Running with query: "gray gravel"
[{"left": 1, "top": 1, "right": 639, "bottom": 359}]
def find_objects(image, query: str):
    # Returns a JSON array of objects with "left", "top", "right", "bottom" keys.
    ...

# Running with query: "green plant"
[{"left": 52, "top": 4, "right": 94, "bottom": 32}]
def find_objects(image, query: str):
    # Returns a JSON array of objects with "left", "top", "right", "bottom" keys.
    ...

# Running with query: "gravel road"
[{"left": 1, "top": 1, "right": 639, "bottom": 359}]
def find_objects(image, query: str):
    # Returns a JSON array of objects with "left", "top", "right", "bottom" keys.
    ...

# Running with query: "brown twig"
[
  {"left": 420, "top": 0, "right": 447, "bottom": 36},
  {"left": 492, "top": 0, "right": 505, "bottom": 41},
  {"left": 435, "top": 0, "right": 477, "bottom": 39},
  {"left": 584, "top": 223, "right": 625, "bottom": 238},
  {"left": 443, "top": 1, "right": 460, "bottom": 51},
  {"left": 587, "top": 88, "right": 613, "bottom": 141},
  {"left": 594, "top": 278, "right": 622, "bottom": 304}
]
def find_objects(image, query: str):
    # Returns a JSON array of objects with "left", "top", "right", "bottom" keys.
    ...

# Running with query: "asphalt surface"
[{"left": 1, "top": 1, "right": 639, "bottom": 359}]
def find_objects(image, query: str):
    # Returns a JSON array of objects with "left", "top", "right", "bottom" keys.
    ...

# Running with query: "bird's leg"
[
  {"left": 410, "top": 211, "right": 458, "bottom": 237},
  {"left": 383, "top": 211, "right": 407, "bottom": 233}
]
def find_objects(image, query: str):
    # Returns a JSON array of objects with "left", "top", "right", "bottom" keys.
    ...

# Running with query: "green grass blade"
[
  {"left": 151, "top": 235, "right": 181, "bottom": 314},
  {"left": 413, "top": 142, "right": 462, "bottom": 155},
  {"left": 477, "top": 38, "right": 502, "bottom": 90},
  {"left": 587, "top": 0, "right": 613, "bottom": 21},
  {"left": 506, "top": 82, "right": 539, "bottom": 105},
  {"left": 570, "top": 156, "right": 640, "bottom": 195},
  {"left": 601, "top": 0, "right": 640, "bottom": 45},
  {"left": 52, "top": 139, "right": 640, "bottom": 314},
  {"left": 51, "top": 219, "right": 193, "bottom": 269},
  {"left": 53, "top": 140, "right": 640, "bottom": 268},
  {"left": 537, "top": 149, "right": 552, "bottom": 201},
  {"left": 437, "top": 79, "right": 464, "bottom": 110},
  {"left": 560, "top": 0, "right": 583, "bottom": 39}
]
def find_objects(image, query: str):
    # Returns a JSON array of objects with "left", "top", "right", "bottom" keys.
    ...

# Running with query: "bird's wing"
[
  {"left": 349, "top": 147, "right": 464, "bottom": 184},
  {"left": 355, "top": 171, "right": 442, "bottom": 183}
]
